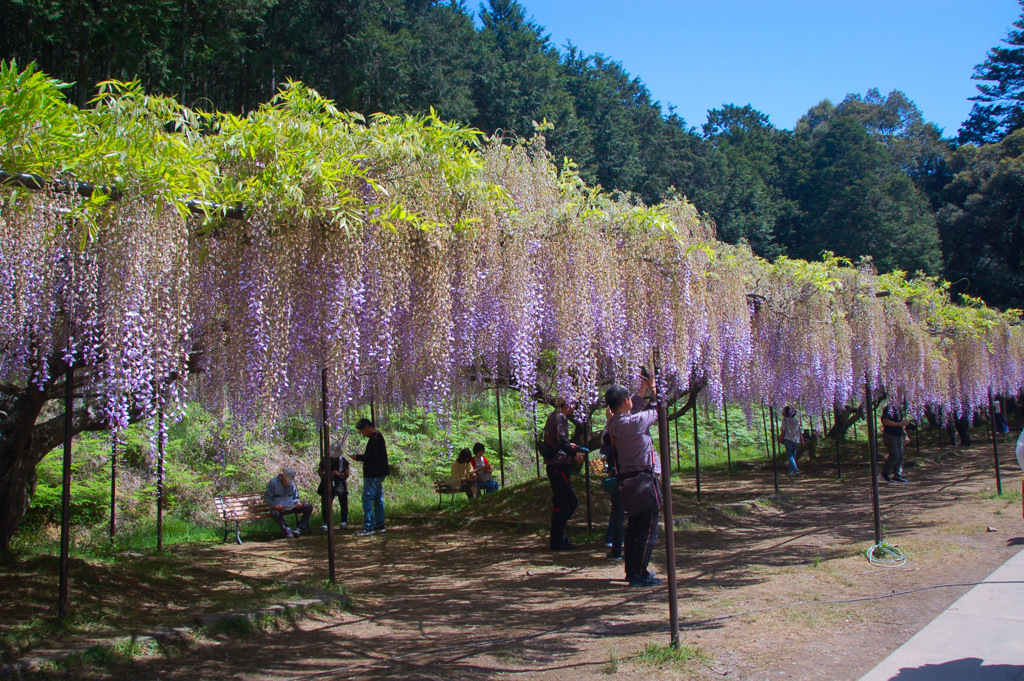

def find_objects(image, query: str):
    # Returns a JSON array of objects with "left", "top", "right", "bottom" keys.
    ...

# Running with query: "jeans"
[
  {"left": 882, "top": 433, "right": 905, "bottom": 477},
  {"left": 624, "top": 509, "right": 659, "bottom": 580},
  {"left": 784, "top": 440, "right": 799, "bottom": 474},
  {"left": 478, "top": 480, "right": 499, "bottom": 494},
  {"left": 361, "top": 477, "right": 386, "bottom": 531},
  {"left": 605, "top": 491, "right": 624, "bottom": 555},
  {"left": 271, "top": 504, "right": 313, "bottom": 535},
  {"left": 547, "top": 464, "right": 578, "bottom": 547}
]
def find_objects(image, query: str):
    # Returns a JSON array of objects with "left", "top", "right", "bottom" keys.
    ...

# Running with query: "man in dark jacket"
[
  {"left": 354, "top": 418, "right": 389, "bottom": 536},
  {"left": 543, "top": 400, "right": 584, "bottom": 550}
]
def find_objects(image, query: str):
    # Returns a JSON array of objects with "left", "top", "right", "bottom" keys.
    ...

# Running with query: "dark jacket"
[
  {"left": 544, "top": 410, "right": 575, "bottom": 466},
  {"left": 354, "top": 431, "right": 390, "bottom": 478}
]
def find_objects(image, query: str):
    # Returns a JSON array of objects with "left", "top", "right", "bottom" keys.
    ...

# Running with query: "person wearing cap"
[
  {"left": 605, "top": 372, "right": 662, "bottom": 587},
  {"left": 265, "top": 467, "right": 313, "bottom": 538},
  {"left": 543, "top": 399, "right": 584, "bottom": 551}
]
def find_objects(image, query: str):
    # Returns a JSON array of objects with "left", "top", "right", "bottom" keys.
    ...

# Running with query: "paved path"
[{"left": 858, "top": 546, "right": 1024, "bottom": 681}]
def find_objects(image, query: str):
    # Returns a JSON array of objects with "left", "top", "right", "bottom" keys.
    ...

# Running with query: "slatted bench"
[
  {"left": 215, "top": 493, "right": 273, "bottom": 544},
  {"left": 434, "top": 479, "right": 461, "bottom": 509}
]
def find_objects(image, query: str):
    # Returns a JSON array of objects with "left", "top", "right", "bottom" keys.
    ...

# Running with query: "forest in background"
[{"left": 1, "top": 0, "right": 1023, "bottom": 309}]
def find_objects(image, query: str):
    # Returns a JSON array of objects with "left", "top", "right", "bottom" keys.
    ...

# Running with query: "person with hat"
[{"left": 265, "top": 467, "right": 313, "bottom": 538}]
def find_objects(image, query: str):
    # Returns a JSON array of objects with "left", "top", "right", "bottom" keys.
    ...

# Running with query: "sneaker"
[
  {"left": 606, "top": 551, "right": 623, "bottom": 561},
  {"left": 374, "top": 527, "right": 386, "bottom": 534},
  {"left": 628, "top": 573, "right": 663, "bottom": 587},
  {"left": 893, "top": 475, "right": 909, "bottom": 483},
  {"left": 284, "top": 529, "right": 294, "bottom": 539},
  {"left": 550, "top": 540, "right": 577, "bottom": 551},
  {"left": 292, "top": 528, "right": 302, "bottom": 537},
  {"left": 605, "top": 541, "right": 613, "bottom": 548},
  {"left": 321, "top": 524, "right": 328, "bottom": 531},
  {"left": 339, "top": 522, "right": 348, "bottom": 530},
  {"left": 355, "top": 529, "right": 375, "bottom": 537},
  {"left": 788, "top": 469, "right": 801, "bottom": 476},
  {"left": 881, "top": 472, "right": 892, "bottom": 482}
]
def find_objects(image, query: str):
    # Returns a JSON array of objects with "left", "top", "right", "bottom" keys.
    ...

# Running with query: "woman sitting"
[
  {"left": 449, "top": 448, "right": 479, "bottom": 499},
  {"left": 471, "top": 442, "right": 499, "bottom": 494}
]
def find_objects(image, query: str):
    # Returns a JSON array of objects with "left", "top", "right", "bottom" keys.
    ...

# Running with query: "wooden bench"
[
  {"left": 434, "top": 480, "right": 461, "bottom": 509},
  {"left": 214, "top": 493, "right": 273, "bottom": 544}
]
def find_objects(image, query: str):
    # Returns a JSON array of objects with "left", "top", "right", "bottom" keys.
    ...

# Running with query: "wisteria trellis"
[{"left": 1, "top": 70, "right": 1023, "bottom": 448}]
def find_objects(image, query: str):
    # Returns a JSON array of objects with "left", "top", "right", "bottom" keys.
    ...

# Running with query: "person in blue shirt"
[{"left": 265, "top": 467, "right": 313, "bottom": 538}]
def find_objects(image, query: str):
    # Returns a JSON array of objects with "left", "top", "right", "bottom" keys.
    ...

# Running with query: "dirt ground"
[{"left": 24, "top": 434, "right": 1024, "bottom": 680}]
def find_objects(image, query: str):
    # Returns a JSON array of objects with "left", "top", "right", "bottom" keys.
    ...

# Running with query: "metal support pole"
[
  {"left": 584, "top": 449, "right": 592, "bottom": 533},
  {"left": 58, "top": 364, "right": 73, "bottom": 620},
  {"left": 532, "top": 403, "right": 541, "bottom": 479},
  {"left": 693, "top": 404, "right": 701, "bottom": 501},
  {"left": 724, "top": 406, "right": 732, "bottom": 473},
  {"left": 865, "top": 375, "right": 883, "bottom": 546},
  {"left": 109, "top": 437, "right": 117, "bottom": 540},
  {"left": 322, "top": 369, "right": 336, "bottom": 584},
  {"left": 156, "top": 409, "right": 165, "bottom": 552},
  {"left": 769, "top": 406, "right": 779, "bottom": 494},
  {"left": 654, "top": 349, "right": 681, "bottom": 649},
  {"left": 369, "top": 396, "right": 375, "bottom": 426},
  {"left": 674, "top": 416, "right": 680, "bottom": 472},
  {"left": 989, "top": 387, "right": 1003, "bottom": 495},
  {"left": 495, "top": 388, "right": 505, "bottom": 489},
  {"left": 833, "top": 407, "right": 842, "bottom": 479},
  {"left": 761, "top": 403, "right": 770, "bottom": 459}
]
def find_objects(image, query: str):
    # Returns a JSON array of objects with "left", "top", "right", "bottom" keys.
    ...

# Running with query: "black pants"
[
  {"left": 271, "top": 504, "right": 313, "bottom": 535},
  {"left": 320, "top": 482, "right": 348, "bottom": 525},
  {"left": 547, "top": 464, "right": 578, "bottom": 547},
  {"left": 624, "top": 510, "right": 659, "bottom": 581},
  {"left": 882, "top": 433, "right": 905, "bottom": 477}
]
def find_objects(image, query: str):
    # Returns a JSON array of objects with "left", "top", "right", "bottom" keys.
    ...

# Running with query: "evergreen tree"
[{"left": 959, "top": 0, "right": 1024, "bottom": 144}]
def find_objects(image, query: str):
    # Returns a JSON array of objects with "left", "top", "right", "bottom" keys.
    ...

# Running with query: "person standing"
[
  {"left": 265, "top": 467, "right": 313, "bottom": 538},
  {"left": 605, "top": 372, "right": 662, "bottom": 587},
  {"left": 880, "top": 403, "right": 911, "bottom": 483},
  {"left": 319, "top": 442, "right": 350, "bottom": 530},
  {"left": 600, "top": 408, "right": 624, "bottom": 561},
  {"left": 354, "top": 418, "right": 389, "bottom": 536},
  {"left": 543, "top": 399, "right": 584, "bottom": 551},
  {"left": 780, "top": 406, "right": 803, "bottom": 476}
]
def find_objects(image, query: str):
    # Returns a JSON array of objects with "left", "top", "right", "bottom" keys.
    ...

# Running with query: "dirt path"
[{"left": 108, "top": 441, "right": 1022, "bottom": 680}]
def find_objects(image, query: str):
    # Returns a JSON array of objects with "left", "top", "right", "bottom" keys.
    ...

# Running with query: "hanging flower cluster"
[{"left": 1, "top": 66, "right": 1022, "bottom": 445}]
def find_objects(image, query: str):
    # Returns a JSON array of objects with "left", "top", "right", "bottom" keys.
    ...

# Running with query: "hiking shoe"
[
  {"left": 550, "top": 540, "right": 577, "bottom": 551},
  {"left": 374, "top": 527, "right": 386, "bottom": 534},
  {"left": 628, "top": 573, "right": 663, "bottom": 587},
  {"left": 881, "top": 472, "right": 892, "bottom": 482},
  {"left": 339, "top": 522, "right": 348, "bottom": 530},
  {"left": 284, "top": 529, "right": 294, "bottom": 539},
  {"left": 355, "top": 529, "right": 375, "bottom": 537},
  {"left": 606, "top": 552, "right": 623, "bottom": 561},
  {"left": 893, "top": 475, "right": 909, "bottom": 483},
  {"left": 292, "top": 528, "right": 302, "bottom": 537}
]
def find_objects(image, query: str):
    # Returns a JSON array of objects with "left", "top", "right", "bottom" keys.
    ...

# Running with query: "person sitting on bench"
[
  {"left": 449, "top": 448, "right": 478, "bottom": 499},
  {"left": 471, "top": 442, "right": 499, "bottom": 494},
  {"left": 265, "top": 467, "right": 313, "bottom": 538}
]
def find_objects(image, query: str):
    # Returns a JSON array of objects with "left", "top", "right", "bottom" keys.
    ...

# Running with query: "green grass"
[{"left": 632, "top": 642, "right": 711, "bottom": 669}]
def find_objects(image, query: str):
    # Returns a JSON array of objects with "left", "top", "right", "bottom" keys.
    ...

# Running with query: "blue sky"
[{"left": 516, "top": 0, "right": 1021, "bottom": 136}]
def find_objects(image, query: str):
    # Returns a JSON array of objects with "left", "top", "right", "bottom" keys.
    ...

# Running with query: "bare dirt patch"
[{"left": 10, "top": 434, "right": 1024, "bottom": 680}]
